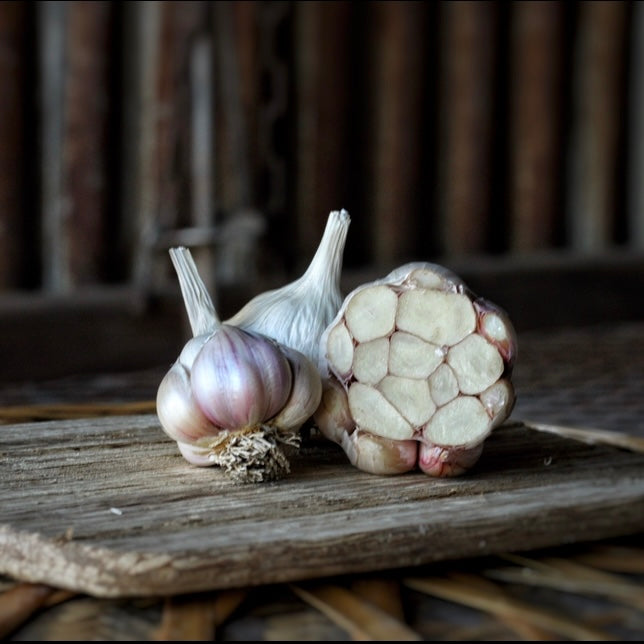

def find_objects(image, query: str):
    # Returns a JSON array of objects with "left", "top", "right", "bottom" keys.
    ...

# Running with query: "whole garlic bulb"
[
  {"left": 226, "top": 209, "right": 350, "bottom": 370},
  {"left": 157, "top": 248, "right": 322, "bottom": 483}
]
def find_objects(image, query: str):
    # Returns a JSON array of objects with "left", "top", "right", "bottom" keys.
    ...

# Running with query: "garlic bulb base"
[{"left": 204, "top": 425, "right": 302, "bottom": 484}]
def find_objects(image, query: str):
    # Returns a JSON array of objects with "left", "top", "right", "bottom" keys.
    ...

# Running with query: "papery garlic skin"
[
  {"left": 156, "top": 361, "right": 217, "bottom": 445},
  {"left": 191, "top": 325, "right": 293, "bottom": 430},
  {"left": 226, "top": 209, "right": 350, "bottom": 369},
  {"left": 316, "top": 262, "right": 517, "bottom": 478},
  {"left": 271, "top": 345, "right": 323, "bottom": 430}
]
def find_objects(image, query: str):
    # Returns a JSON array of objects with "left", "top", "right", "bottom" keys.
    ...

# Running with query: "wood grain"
[{"left": 1, "top": 416, "right": 643, "bottom": 599}]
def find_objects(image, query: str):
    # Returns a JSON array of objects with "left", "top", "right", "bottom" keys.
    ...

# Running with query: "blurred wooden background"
[{"left": 1, "top": 0, "right": 643, "bottom": 381}]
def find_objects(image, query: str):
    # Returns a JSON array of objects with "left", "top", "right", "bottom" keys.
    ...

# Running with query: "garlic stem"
[
  {"left": 298, "top": 208, "right": 350, "bottom": 305},
  {"left": 169, "top": 247, "right": 220, "bottom": 337},
  {"left": 226, "top": 209, "right": 350, "bottom": 368}
]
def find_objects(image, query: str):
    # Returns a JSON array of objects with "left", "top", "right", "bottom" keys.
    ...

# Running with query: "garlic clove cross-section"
[
  {"left": 316, "top": 262, "right": 517, "bottom": 477},
  {"left": 156, "top": 247, "right": 322, "bottom": 483}
]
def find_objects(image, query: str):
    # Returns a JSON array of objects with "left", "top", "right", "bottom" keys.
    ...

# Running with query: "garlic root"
[
  {"left": 316, "top": 262, "right": 517, "bottom": 477},
  {"left": 205, "top": 425, "right": 302, "bottom": 483}
]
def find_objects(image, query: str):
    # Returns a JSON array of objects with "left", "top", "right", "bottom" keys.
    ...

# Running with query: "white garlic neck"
[
  {"left": 299, "top": 209, "right": 349, "bottom": 296},
  {"left": 169, "top": 247, "right": 221, "bottom": 337}
]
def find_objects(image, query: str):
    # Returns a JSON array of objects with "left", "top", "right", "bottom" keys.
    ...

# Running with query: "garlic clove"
[
  {"left": 190, "top": 324, "right": 293, "bottom": 431},
  {"left": 342, "top": 431, "right": 418, "bottom": 475},
  {"left": 418, "top": 442, "right": 484, "bottom": 477},
  {"left": 156, "top": 361, "right": 220, "bottom": 445},
  {"left": 270, "top": 345, "right": 322, "bottom": 431},
  {"left": 480, "top": 378, "right": 516, "bottom": 429},
  {"left": 177, "top": 441, "right": 216, "bottom": 467},
  {"left": 313, "top": 379, "right": 355, "bottom": 444},
  {"left": 178, "top": 334, "right": 210, "bottom": 369},
  {"left": 474, "top": 297, "right": 518, "bottom": 368},
  {"left": 422, "top": 396, "right": 492, "bottom": 449}
]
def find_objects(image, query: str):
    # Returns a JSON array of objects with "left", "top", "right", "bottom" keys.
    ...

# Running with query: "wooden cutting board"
[{"left": 1, "top": 414, "right": 643, "bottom": 598}]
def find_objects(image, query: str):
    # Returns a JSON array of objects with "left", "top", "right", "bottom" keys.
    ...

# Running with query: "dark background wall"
[{"left": 0, "top": 0, "right": 642, "bottom": 380}]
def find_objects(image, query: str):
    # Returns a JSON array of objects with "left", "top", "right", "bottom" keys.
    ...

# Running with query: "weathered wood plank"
[{"left": 1, "top": 416, "right": 643, "bottom": 598}]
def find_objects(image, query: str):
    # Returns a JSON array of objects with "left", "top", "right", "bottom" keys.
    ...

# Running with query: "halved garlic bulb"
[{"left": 315, "top": 262, "right": 517, "bottom": 477}]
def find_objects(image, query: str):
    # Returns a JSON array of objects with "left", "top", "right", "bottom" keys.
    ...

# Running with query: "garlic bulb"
[
  {"left": 315, "top": 262, "right": 517, "bottom": 477},
  {"left": 157, "top": 247, "right": 322, "bottom": 483},
  {"left": 226, "top": 209, "right": 350, "bottom": 370}
]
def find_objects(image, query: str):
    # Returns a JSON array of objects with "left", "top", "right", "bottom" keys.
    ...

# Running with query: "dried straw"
[
  {"left": 152, "top": 589, "right": 246, "bottom": 641},
  {"left": 291, "top": 583, "right": 422, "bottom": 641},
  {"left": 486, "top": 553, "right": 644, "bottom": 611},
  {"left": 520, "top": 419, "right": 644, "bottom": 454},
  {"left": 0, "top": 582, "right": 75, "bottom": 639},
  {"left": 404, "top": 572, "right": 615, "bottom": 641}
]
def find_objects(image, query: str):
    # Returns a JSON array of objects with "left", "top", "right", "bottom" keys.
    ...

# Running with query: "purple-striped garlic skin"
[
  {"left": 191, "top": 325, "right": 293, "bottom": 430},
  {"left": 157, "top": 324, "right": 322, "bottom": 470},
  {"left": 418, "top": 442, "right": 484, "bottom": 477},
  {"left": 156, "top": 361, "right": 217, "bottom": 446},
  {"left": 316, "top": 262, "right": 517, "bottom": 477}
]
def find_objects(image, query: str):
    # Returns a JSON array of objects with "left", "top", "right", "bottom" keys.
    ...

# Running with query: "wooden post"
[
  {"left": 367, "top": 1, "right": 427, "bottom": 266},
  {"left": 508, "top": 1, "right": 564, "bottom": 252},
  {"left": 437, "top": 1, "right": 497, "bottom": 256},
  {"left": 627, "top": 2, "right": 644, "bottom": 250},
  {"left": 38, "top": 1, "right": 68, "bottom": 291},
  {"left": 189, "top": 34, "right": 216, "bottom": 299},
  {"left": 566, "top": 1, "right": 628, "bottom": 252},
  {"left": 293, "top": 1, "right": 352, "bottom": 265},
  {"left": 63, "top": 1, "right": 112, "bottom": 285},
  {"left": 0, "top": 1, "right": 28, "bottom": 290}
]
